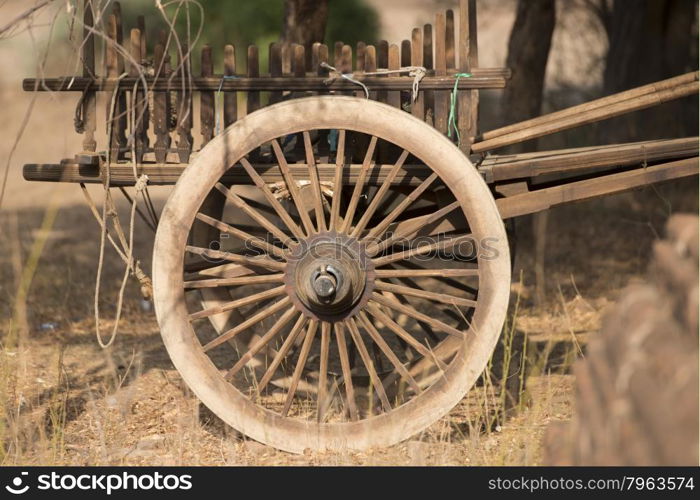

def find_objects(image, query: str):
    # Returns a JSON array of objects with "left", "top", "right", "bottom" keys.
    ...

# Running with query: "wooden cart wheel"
[{"left": 153, "top": 96, "right": 511, "bottom": 453}]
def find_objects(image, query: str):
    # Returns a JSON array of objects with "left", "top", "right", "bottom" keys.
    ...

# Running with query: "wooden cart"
[{"left": 22, "top": 1, "right": 699, "bottom": 453}]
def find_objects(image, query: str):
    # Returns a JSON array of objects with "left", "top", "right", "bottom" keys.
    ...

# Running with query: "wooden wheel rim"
[{"left": 153, "top": 96, "right": 511, "bottom": 453}]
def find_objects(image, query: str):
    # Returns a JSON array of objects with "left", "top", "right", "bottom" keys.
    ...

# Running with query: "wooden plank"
[
  {"left": 341, "top": 44, "right": 352, "bottom": 74},
  {"left": 481, "top": 71, "right": 699, "bottom": 142},
  {"left": 224, "top": 44, "right": 237, "bottom": 126},
  {"left": 457, "top": 0, "right": 471, "bottom": 153},
  {"left": 152, "top": 39, "right": 170, "bottom": 163},
  {"left": 24, "top": 161, "right": 435, "bottom": 186},
  {"left": 200, "top": 44, "right": 214, "bottom": 145},
  {"left": 105, "top": 3, "right": 126, "bottom": 161},
  {"left": 268, "top": 42, "right": 282, "bottom": 106},
  {"left": 434, "top": 12, "right": 449, "bottom": 134},
  {"left": 472, "top": 80, "right": 699, "bottom": 153},
  {"left": 481, "top": 137, "right": 699, "bottom": 181},
  {"left": 292, "top": 44, "right": 306, "bottom": 160},
  {"left": 175, "top": 42, "right": 193, "bottom": 163},
  {"left": 411, "top": 28, "right": 424, "bottom": 120},
  {"left": 80, "top": 0, "right": 96, "bottom": 152},
  {"left": 24, "top": 74, "right": 508, "bottom": 92},
  {"left": 334, "top": 41, "right": 343, "bottom": 68},
  {"left": 495, "top": 157, "right": 699, "bottom": 219}
]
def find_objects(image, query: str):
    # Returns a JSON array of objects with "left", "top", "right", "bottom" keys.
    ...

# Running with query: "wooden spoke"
[
  {"left": 350, "top": 149, "right": 409, "bottom": 238},
  {"left": 382, "top": 287, "right": 440, "bottom": 344},
  {"left": 365, "top": 303, "right": 447, "bottom": 371},
  {"left": 375, "top": 280, "right": 477, "bottom": 308},
  {"left": 190, "top": 284, "right": 286, "bottom": 321},
  {"left": 372, "top": 232, "right": 474, "bottom": 267},
  {"left": 239, "top": 157, "right": 306, "bottom": 240},
  {"left": 271, "top": 138, "right": 316, "bottom": 236},
  {"left": 195, "top": 213, "right": 287, "bottom": 258},
  {"left": 363, "top": 173, "right": 439, "bottom": 242},
  {"left": 391, "top": 262, "right": 479, "bottom": 296},
  {"left": 185, "top": 273, "right": 284, "bottom": 289},
  {"left": 371, "top": 292, "right": 465, "bottom": 338},
  {"left": 214, "top": 182, "right": 294, "bottom": 247},
  {"left": 202, "top": 296, "right": 291, "bottom": 352},
  {"left": 184, "top": 262, "right": 262, "bottom": 281},
  {"left": 375, "top": 268, "right": 479, "bottom": 278},
  {"left": 357, "top": 311, "right": 421, "bottom": 395},
  {"left": 317, "top": 321, "right": 331, "bottom": 422},
  {"left": 341, "top": 136, "right": 378, "bottom": 233},
  {"left": 346, "top": 317, "right": 392, "bottom": 412},
  {"left": 303, "top": 131, "right": 327, "bottom": 232},
  {"left": 256, "top": 313, "right": 308, "bottom": 393},
  {"left": 185, "top": 245, "right": 285, "bottom": 272},
  {"left": 282, "top": 319, "right": 319, "bottom": 417},
  {"left": 226, "top": 307, "right": 300, "bottom": 379},
  {"left": 335, "top": 322, "right": 359, "bottom": 421},
  {"left": 329, "top": 130, "right": 346, "bottom": 231},
  {"left": 368, "top": 200, "right": 461, "bottom": 255}
]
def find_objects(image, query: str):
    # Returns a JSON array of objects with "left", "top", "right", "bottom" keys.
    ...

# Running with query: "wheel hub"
[{"left": 285, "top": 232, "right": 374, "bottom": 321}]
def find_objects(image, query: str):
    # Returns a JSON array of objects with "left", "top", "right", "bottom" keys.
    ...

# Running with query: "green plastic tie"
[{"left": 447, "top": 72, "right": 472, "bottom": 147}]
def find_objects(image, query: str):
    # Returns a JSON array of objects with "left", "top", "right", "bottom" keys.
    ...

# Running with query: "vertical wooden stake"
[
  {"left": 200, "top": 45, "right": 214, "bottom": 145},
  {"left": 81, "top": 0, "right": 96, "bottom": 152}
]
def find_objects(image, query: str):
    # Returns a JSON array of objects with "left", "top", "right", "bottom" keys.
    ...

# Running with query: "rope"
[
  {"left": 86, "top": 72, "right": 153, "bottom": 349},
  {"left": 215, "top": 74, "right": 238, "bottom": 135},
  {"left": 320, "top": 62, "right": 427, "bottom": 103},
  {"left": 447, "top": 72, "right": 472, "bottom": 147}
]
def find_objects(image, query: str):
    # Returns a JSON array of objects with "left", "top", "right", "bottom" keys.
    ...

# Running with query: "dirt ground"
[{"left": 0, "top": 0, "right": 697, "bottom": 466}]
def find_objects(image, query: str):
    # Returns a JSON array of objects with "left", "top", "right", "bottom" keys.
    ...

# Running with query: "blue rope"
[{"left": 216, "top": 75, "right": 239, "bottom": 135}]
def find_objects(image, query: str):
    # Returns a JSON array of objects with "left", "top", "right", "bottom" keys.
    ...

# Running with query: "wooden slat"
[
  {"left": 365, "top": 45, "right": 377, "bottom": 97},
  {"left": 422, "top": 23, "right": 434, "bottom": 126},
  {"left": 200, "top": 44, "right": 214, "bottom": 145},
  {"left": 153, "top": 39, "right": 170, "bottom": 163},
  {"left": 334, "top": 41, "right": 343, "bottom": 67},
  {"left": 472, "top": 80, "right": 699, "bottom": 152},
  {"left": 128, "top": 28, "right": 148, "bottom": 164},
  {"left": 356, "top": 41, "right": 366, "bottom": 71},
  {"left": 175, "top": 42, "right": 193, "bottom": 163},
  {"left": 387, "top": 44, "right": 401, "bottom": 109},
  {"left": 482, "top": 71, "right": 699, "bottom": 142},
  {"left": 481, "top": 137, "right": 699, "bottom": 181},
  {"left": 26, "top": 74, "right": 507, "bottom": 92},
  {"left": 446, "top": 9, "right": 456, "bottom": 69},
  {"left": 105, "top": 3, "right": 126, "bottom": 161},
  {"left": 400, "top": 39, "right": 411, "bottom": 110},
  {"left": 341, "top": 44, "right": 352, "bottom": 74},
  {"left": 434, "top": 12, "right": 449, "bottom": 134},
  {"left": 81, "top": 0, "right": 96, "bottom": 152},
  {"left": 457, "top": 0, "right": 471, "bottom": 153},
  {"left": 268, "top": 42, "right": 282, "bottom": 106},
  {"left": 246, "top": 45, "right": 260, "bottom": 115},
  {"left": 410, "top": 28, "right": 424, "bottom": 120},
  {"left": 313, "top": 42, "right": 330, "bottom": 158},
  {"left": 496, "top": 157, "right": 699, "bottom": 219},
  {"left": 224, "top": 44, "right": 237, "bottom": 126},
  {"left": 24, "top": 161, "right": 434, "bottom": 186}
]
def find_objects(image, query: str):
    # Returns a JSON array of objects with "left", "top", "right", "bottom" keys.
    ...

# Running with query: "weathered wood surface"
[
  {"left": 495, "top": 157, "right": 698, "bottom": 219},
  {"left": 480, "top": 137, "right": 699, "bottom": 181},
  {"left": 23, "top": 73, "right": 507, "bottom": 92},
  {"left": 472, "top": 71, "right": 699, "bottom": 152}
]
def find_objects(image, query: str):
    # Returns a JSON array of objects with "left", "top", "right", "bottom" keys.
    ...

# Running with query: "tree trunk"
[
  {"left": 501, "top": 0, "right": 556, "bottom": 135},
  {"left": 281, "top": 0, "right": 329, "bottom": 70},
  {"left": 602, "top": 0, "right": 698, "bottom": 141},
  {"left": 501, "top": 0, "right": 556, "bottom": 310}
]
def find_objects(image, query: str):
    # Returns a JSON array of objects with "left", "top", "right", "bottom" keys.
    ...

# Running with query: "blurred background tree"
[{"left": 120, "top": 0, "right": 378, "bottom": 73}]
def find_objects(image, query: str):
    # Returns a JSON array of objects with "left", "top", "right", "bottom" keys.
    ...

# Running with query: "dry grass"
[{"left": 0, "top": 176, "right": 694, "bottom": 465}]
